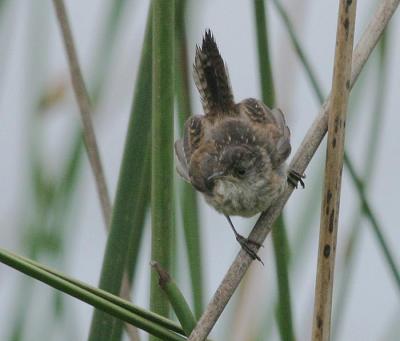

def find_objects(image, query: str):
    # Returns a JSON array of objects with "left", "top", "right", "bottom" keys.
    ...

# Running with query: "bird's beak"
[{"left": 207, "top": 171, "right": 225, "bottom": 182}]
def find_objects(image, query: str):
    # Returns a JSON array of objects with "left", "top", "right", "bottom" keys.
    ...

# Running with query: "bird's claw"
[
  {"left": 236, "top": 234, "right": 264, "bottom": 265},
  {"left": 288, "top": 169, "right": 306, "bottom": 189}
]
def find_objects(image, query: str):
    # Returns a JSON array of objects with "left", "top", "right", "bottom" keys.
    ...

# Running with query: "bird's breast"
[{"left": 204, "top": 172, "right": 286, "bottom": 217}]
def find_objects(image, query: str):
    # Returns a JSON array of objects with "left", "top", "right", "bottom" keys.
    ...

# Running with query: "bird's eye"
[{"left": 235, "top": 167, "right": 246, "bottom": 177}]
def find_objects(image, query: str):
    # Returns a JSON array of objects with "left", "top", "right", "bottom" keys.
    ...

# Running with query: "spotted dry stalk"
[
  {"left": 188, "top": 1, "right": 399, "bottom": 340},
  {"left": 311, "top": 1, "right": 357, "bottom": 340}
]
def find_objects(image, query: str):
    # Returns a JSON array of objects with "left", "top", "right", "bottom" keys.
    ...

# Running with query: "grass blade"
[
  {"left": 272, "top": 216, "right": 295, "bottom": 341},
  {"left": 271, "top": 0, "right": 324, "bottom": 104},
  {"left": 88, "top": 9, "right": 154, "bottom": 341},
  {"left": 253, "top": 1, "right": 295, "bottom": 340},
  {"left": 90, "top": 0, "right": 128, "bottom": 102},
  {"left": 152, "top": 262, "right": 197, "bottom": 336},
  {"left": 344, "top": 153, "right": 400, "bottom": 288},
  {"left": 0, "top": 249, "right": 186, "bottom": 341},
  {"left": 254, "top": 0, "right": 275, "bottom": 105},
  {"left": 150, "top": 2, "right": 175, "bottom": 341},
  {"left": 175, "top": 0, "right": 204, "bottom": 318}
]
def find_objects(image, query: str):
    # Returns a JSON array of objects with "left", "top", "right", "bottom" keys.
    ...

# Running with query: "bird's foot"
[
  {"left": 225, "top": 214, "right": 264, "bottom": 264},
  {"left": 288, "top": 169, "right": 306, "bottom": 189},
  {"left": 235, "top": 234, "right": 264, "bottom": 265}
]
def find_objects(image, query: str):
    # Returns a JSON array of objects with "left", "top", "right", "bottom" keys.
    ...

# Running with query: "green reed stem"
[
  {"left": 0, "top": 249, "right": 186, "bottom": 341},
  {"left": 150, "top": 2, "right": 175, "bottom": 341},
  {"left": 88, "top": 9, "right": 154, "bottom": 341},
  {"left": 175, "top": 0, "right": 204, "bottom": 318},
  {"left": 152, "top": 262, "right": 197, "bottom": 336},
  {"left": 253, "top": 2, "right": 296, "bottom": 341}
]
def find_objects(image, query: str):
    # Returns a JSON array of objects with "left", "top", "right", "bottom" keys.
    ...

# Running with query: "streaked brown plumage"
[{"left": 175, "top": 30, "right": 303, "bottom": 262}]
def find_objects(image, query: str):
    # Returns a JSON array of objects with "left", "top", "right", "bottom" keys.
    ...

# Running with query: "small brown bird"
[{"left": 175, "top": 30, "right": 304, "bottom": 262}]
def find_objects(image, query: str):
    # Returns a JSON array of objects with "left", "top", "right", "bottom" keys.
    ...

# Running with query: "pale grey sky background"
[{"left": 1, "top": 1, "right": 399, "bottom": 340}]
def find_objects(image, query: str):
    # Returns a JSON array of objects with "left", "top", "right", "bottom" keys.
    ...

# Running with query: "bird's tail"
[{"left": 193, "top": 30, "right": 235, "bottom": 117}]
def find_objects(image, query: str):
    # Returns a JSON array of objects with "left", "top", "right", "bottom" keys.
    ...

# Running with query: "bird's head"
[{"left": 206, "top": 145, "right": 267, "bottom": 188}]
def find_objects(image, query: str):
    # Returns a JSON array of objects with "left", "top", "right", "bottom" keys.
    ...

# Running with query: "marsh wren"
[{"left": 175, "top": 30, "right": 304, "bottom": 263}]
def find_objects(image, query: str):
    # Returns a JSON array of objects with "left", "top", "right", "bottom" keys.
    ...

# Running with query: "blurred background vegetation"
[{"left": 0, "top": 0, "right": 399, "bottom": 340}]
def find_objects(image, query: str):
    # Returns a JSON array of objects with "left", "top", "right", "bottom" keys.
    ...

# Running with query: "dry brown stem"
[
  {"left": 52, "top": 0, "right": 112, "bottom": 226},
  {"left": 311, "top": 1, "right": 357, "bottom": 340}
]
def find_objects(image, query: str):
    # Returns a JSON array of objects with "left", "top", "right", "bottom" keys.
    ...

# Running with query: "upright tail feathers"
[{"left": 193, "top": 30, "right": 235, "bottom": 117}]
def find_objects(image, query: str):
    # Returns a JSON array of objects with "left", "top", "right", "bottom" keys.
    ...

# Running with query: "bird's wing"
[
  {"left": 174, "top": 115, "right": 206, "bottom": 182},
  {"left": 239, "top": 98, "right": 291, "bottom": 165},
  {"left": 271, "top": 107, "right": 291, "bottom": 164},
  {"left": 183, "top": 115, "right": 204, "bottom": 160},
  {"left": 174, "top": 138, "right": 190, "bottom": 182}
]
